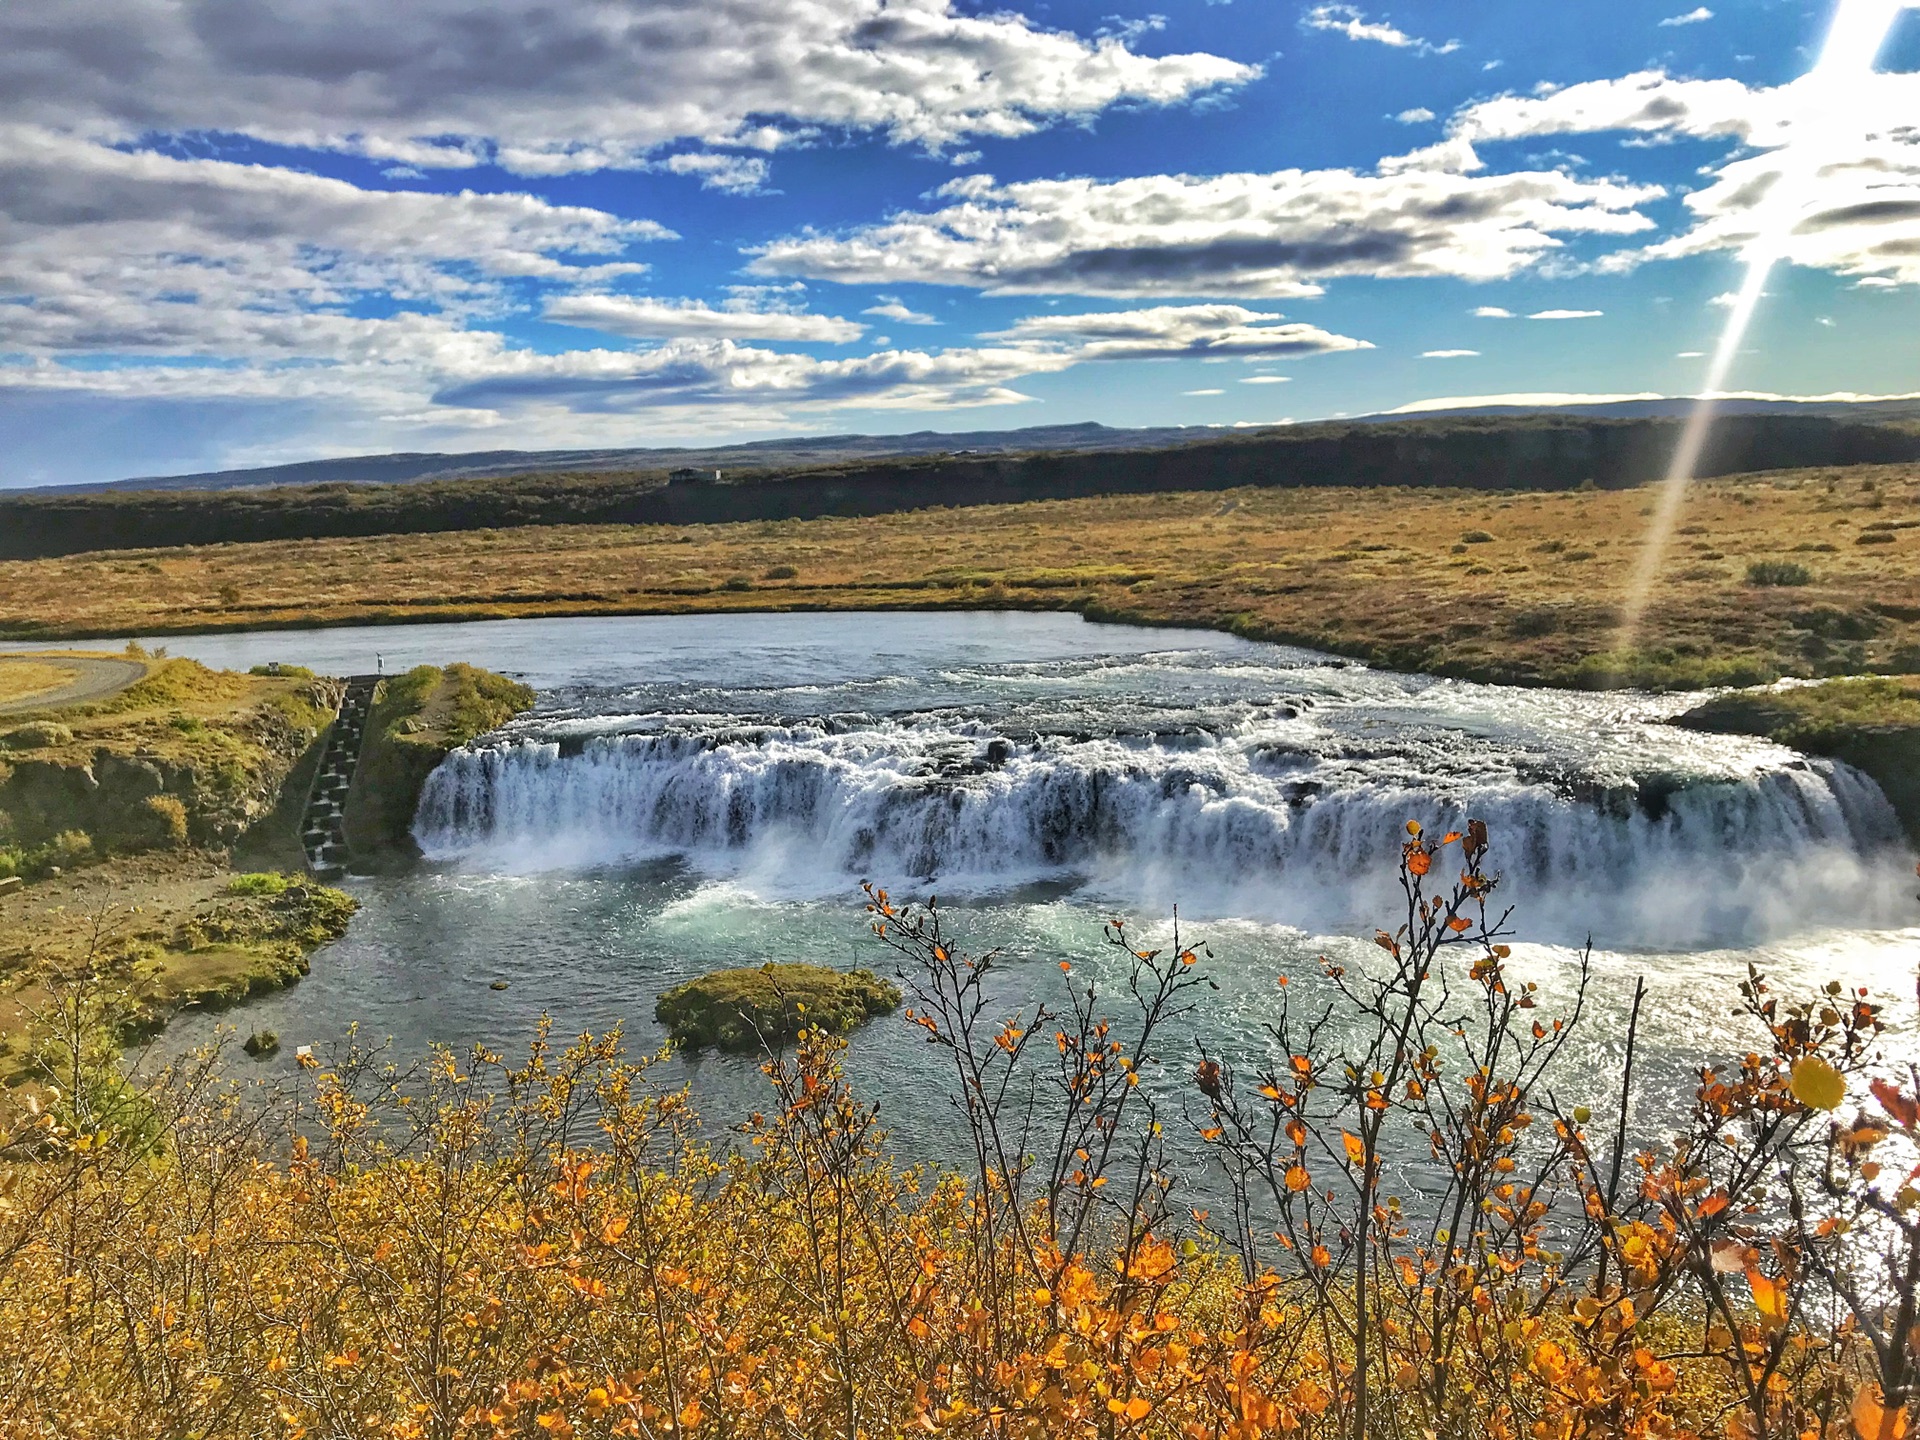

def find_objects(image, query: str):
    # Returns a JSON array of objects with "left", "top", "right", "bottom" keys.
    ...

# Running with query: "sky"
[{"left": 2, "top": 0, "right": 1918, "bottom": 487}]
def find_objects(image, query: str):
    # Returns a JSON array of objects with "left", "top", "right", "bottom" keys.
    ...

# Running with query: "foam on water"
[{"left": 414, "top": 648, "right": 1911, "bottom": 949}]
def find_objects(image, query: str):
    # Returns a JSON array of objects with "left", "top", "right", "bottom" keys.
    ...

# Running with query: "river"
[{"left": 143, "top": 610, "right": 1919, "bottom": 1167}]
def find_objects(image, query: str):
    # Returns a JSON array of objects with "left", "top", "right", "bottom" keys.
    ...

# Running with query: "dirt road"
[{"left": 0, "top": 654, "right": 148, "bottom": 715}]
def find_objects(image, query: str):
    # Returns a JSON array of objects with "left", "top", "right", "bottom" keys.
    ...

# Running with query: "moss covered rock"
[
  {"left": 655, "top": 963, "right": 901, "bottom": 1053},
  {"left": 0, "top": 722, "right": 73, "bottom": 751},
  {"left": 344, "top": 663, "right": 534, "bottom": 870}
]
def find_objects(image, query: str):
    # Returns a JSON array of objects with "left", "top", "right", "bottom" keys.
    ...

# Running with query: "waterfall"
[{"left": 414, "top": 724, "right": 1909, "bottom": 947}]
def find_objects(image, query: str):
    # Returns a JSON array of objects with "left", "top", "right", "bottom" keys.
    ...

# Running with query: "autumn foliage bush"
[{"left": 0, "top": 823, "right": 1915, "bottom": 1439}]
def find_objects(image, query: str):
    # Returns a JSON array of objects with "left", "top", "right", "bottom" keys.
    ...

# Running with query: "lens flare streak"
[{"left": 1617, "top": 0, "right": 1908, "bottom": 654}]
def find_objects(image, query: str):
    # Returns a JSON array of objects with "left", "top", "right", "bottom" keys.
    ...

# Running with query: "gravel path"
[{"left": 0, "top": 655, "right": 149, "bottom": 715}]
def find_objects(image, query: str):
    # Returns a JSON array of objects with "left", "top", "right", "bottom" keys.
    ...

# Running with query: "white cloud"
[
  {"left": 863, "top": 299, "right": 940, "bottom": 325},
  {"left": 3, "top": 335, "right": 1080, "bottom": 426},
  {"left": 3, "top": 300, "right": 1374, "bottom": 436},
  {"left": 1676, "top": 349, "right": 1704, "bottom": 357},
  {"left": 427, "top": 338, "right": 1076, "bottom": 414},
  {"left": 1301, "top": 5, "right": 1459, "bottom": 56},
  {"left": 1472, "top": 305, "right": 1515, "bottom": 317},
  {"left": 1395, "top": 107, "right": 1437, "bottom": 124},
  {"left": 660, "top": 153, "right": 771, "bottom": 194},
  {"left": 1421, "top": 348, "right": 1479, "bottom": 357},
  {"left": 752, "top": 161, "right": 1660, "bottom": 298},
  {"left": 1658, "top": 7, "right": 1714, "bottom": 25},
  {"left": 1388, "top": 390, "right": 1665, "bottom": 412},
  {"left": 1183, "top": 388, "right": 1224, "bottom": 395},
  {"left": 1452, "top": 71, "right": 1762, "bottom": 147},
  {"left": 1452, "top": 69, "right": 1920, "bottom": 287},
  {"left": 988, "top": 305, "right": 1372, "bottom": 359},
  {"left": 0, "top": 127, "right": 665, "bottom": 359},
  {"left": 0, "top": 0, "right": 1258, "bottom": 174},
  {"left": 1527, "top": 308, "right": 1603, "bottom": 319},
  {"left": 1239, "top": 374, "right": 1292, "bottom": 384},
  {"left": 543, "top": 295, "right": 866, "bottom": 343}
]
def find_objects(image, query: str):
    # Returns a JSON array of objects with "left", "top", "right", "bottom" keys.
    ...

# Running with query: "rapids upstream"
[{"left": 141, "top": 611, "right": 1919, "bottom": 1168}]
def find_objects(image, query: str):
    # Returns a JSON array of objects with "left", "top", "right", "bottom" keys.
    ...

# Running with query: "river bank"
[
  {"left": 0, "top": 656, "right": 529, "bottom": 1083},
  {"left": 3, "top": 464, "right": 1917, "bottom": 692}
]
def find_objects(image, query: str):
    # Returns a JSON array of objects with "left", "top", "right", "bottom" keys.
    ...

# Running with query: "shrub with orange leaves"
[{"left": 0, "top": 826, "right": 1913, "bottom": 1440}]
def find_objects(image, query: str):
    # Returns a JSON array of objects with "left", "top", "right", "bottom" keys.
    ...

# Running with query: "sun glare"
[{"left": 1615, "top": 0, "right": 1910, "bottom": 657}]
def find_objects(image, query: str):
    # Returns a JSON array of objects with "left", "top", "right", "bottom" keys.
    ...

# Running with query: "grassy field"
[
  {"left": 0, "top": 658, "right": 81, "bottom": 707},
  {"left": 0, "top": 657, "right": 351, "bottom": 1072},
  {"left": 1, "top": 461, "right": 1916, "bottom": 687}
]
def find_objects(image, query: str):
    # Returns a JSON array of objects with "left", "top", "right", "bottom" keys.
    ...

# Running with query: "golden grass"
[
  {"left": 2, "top": 463, "right": 1916, "bottom": 686},
  {"left": 0, "top": 659, "right": 80, "bottom": 706}
]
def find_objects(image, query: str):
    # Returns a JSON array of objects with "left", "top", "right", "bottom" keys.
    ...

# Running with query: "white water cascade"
[{"left": 415, "top": 711, "right": 1908, "bottom": 949}]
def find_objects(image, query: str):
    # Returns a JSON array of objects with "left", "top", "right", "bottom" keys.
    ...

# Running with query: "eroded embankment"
[
  {"left": 1676, "top": 676, "right": 1920, "bottom": 842},
  {"left": 0, "top": 657, "right": 528, "bottom": 1079},
  {"left": 343, "top": 663, "right": 536, "bottom": 870}
]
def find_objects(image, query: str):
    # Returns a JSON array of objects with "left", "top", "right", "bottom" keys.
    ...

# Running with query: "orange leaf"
[
  {"left": 1745, "top": 1266, "right": 1788, "bottom": 1329},
  {"left": 1447, "top": 917, "right": 1471, "bottom": 933},
  {"left": 1286, "top": 1164, "right": 1311, "bottom": 1193},
  {"left": 1872, "top": 1078, "right": 1919, "bottom": 1130},
  {"left": 1853, "top": 1383, "right": 1910, "bottom": 1440},
  {"left": 1343, "top": 1132, "right": 1367, "bottom": 1167},
  {"left": 1406, "top": 850, "right": 1432, "bottom": 877}
]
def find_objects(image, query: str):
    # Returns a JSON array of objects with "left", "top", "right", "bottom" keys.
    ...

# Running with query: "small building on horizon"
[{"left": 668, "top": 466, "right": 721, "bottom": 485}]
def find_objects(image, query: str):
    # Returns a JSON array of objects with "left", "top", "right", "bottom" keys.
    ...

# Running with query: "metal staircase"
[{"left": 301, "top": 676, "right": 377, "bottom": 880}]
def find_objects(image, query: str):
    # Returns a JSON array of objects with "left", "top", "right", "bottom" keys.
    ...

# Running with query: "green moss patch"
[
  {"left": 1677, "top": 676, "right": 1920, "bottom": 747},
  {"left": 655, "top": 963, "right": 902, "bottom": 1053}
]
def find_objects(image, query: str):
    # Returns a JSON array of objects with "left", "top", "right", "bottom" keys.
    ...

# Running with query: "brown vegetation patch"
[{"left": 3, "top": 463, "right": 1917, "bottom": 688}]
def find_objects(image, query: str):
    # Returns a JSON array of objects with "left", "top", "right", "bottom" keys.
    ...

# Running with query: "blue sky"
[{"left": 1, "top": 0, "right": 1917, "bottom": 486}]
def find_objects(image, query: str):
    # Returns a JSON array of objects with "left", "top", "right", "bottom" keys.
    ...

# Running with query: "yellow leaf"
[
  {"left": 1745, "top": 1266, "right": 1788, "bottom": 1330},
  {"left": 1791, "top": 1055, "right": 1846, "bottom": 1112}
]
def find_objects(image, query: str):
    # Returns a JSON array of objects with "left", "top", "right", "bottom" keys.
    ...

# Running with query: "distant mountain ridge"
[
  {"left": 5, "top": 410, "right": 1918, "bottom": 562},
  {"left": 33, "top": 396, "right": 1920, "bottom": 497},
  {"left": 43, "top": 422, "right": 1208, "bottom": 496}
]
